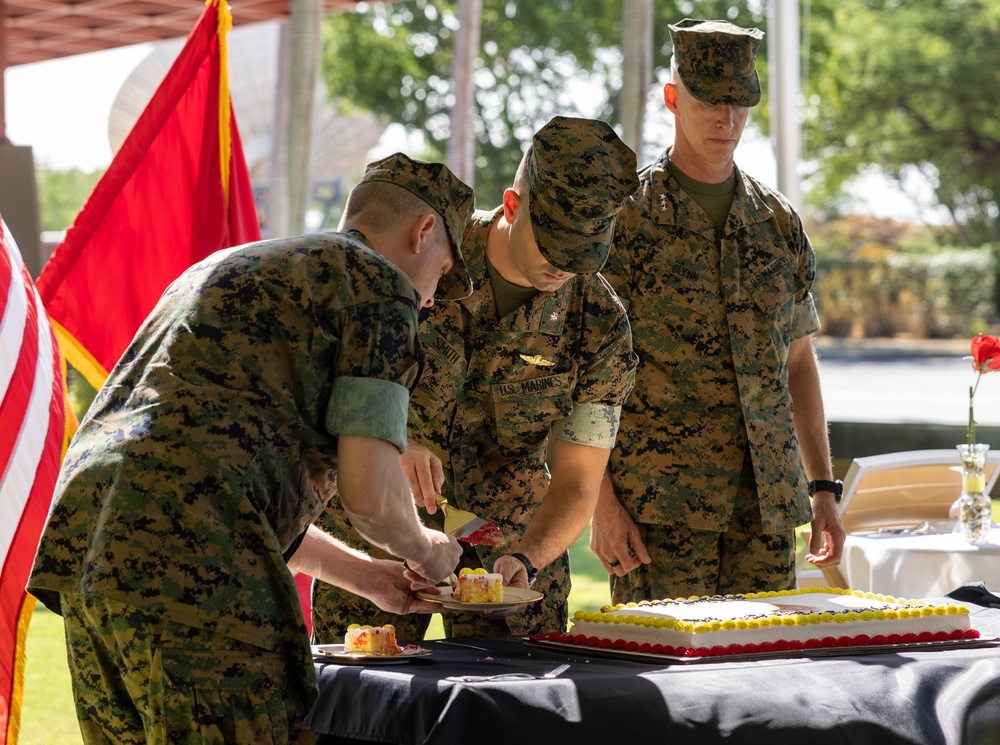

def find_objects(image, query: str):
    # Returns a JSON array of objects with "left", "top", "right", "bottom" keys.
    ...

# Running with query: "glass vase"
[{"left": 951, "top": 443, "right": 992, "bottom": 544}]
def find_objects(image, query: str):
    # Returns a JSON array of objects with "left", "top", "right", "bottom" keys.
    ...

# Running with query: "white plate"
[
  {"left": 417, "top": 585, "right": 543, "bottom": 612},
  {"left": 311, "top": 643, "right": 432, "bottom": 665}
]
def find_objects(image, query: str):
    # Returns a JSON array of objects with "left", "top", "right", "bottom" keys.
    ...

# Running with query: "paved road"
[{"left": 815, "top": 337, "right": 1000, "bottom": 427}]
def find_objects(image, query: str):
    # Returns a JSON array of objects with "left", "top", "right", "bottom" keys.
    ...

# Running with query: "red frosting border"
[{"left": 528, "top": 628, "right": 980, "bottom": 658}]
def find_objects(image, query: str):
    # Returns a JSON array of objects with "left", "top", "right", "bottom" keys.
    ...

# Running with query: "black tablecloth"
[{"left": 300, "top": 602, "right": 1000, "bottom": 745}]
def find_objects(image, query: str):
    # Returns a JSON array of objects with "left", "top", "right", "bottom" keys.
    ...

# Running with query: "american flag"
[{"left": 0, "top": 216, "right": 68, "bottom": 745}]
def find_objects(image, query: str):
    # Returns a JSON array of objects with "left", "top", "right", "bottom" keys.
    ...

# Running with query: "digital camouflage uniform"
[
  {"left": 312, "top": 117, "right": 639, "bottom": 643},
  {"left": 28, "top": 154, "right": 474, "bottom": 745},
  {"left": 60, "top": 594, "right": 319, "bottom": 745},
  {"left": 596, "top": 19, "right": 820, "bottom": 604},
  {"left": 603, "top": 149, "right": 821, "bottom": 602}
]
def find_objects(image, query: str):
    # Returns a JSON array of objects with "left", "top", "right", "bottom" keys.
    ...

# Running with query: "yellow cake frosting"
[{"left": 543, "top": 588, "right": 977, "bottom": 658}]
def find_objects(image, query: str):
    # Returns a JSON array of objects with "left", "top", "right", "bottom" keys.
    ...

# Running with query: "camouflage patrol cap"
[
  {"left": 527, "top": 116, "right": 639, "bottom": 274},
  {"left": 359, "top": 153, "right": 475, "bottom": 300},
  {"left": 668, "top": 18, "right": 764, "bottom": 107}
]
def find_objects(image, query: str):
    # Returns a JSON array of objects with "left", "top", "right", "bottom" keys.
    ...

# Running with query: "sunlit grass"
[{"left": 19, "top": 604, "right": 82, "bottom": 745}]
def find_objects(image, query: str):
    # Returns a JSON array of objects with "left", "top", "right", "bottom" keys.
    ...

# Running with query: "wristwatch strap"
[
  {"left": 807, "top": 479, "right": 844, "bottom": 503},
  {"left": 509, "top": 552, "right": 538, "bottom": 586}
]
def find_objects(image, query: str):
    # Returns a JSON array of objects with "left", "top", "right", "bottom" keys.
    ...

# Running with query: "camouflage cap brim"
[
  {"left": 526, "top": 116, "right": 639, "bottom": 275},
  {"left": 681, "top": 70, "right": 762, "bottom": 107}
]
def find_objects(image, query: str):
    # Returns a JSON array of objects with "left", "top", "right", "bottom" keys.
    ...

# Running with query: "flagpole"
[
  {"left": 0, "top": 0, "right": 8, "bottom": 146},
  {"left": 213, "top": 0, "right": 233, "bottom": 204}
]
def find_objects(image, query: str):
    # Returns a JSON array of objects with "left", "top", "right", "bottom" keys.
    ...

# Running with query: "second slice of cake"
[{"left": 456, "top": 567, "right": 503, "bottom": 603}]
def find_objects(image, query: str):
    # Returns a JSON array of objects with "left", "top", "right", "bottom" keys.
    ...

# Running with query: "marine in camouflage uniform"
[
  {"left": 312, "top": 117, "right": 640, "bottom": 642},
  {"left": 594, "top": 19, "right": 845, "bottom": 604},
  {"left": 27, "top": 154, "right": 474, "bottom": 745}
]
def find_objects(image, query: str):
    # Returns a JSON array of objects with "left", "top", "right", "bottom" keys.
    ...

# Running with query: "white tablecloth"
[{"left": 841, "top": 528, "right": 1000, "bottom": 598}]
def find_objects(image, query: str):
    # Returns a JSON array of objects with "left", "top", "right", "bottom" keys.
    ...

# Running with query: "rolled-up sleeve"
[
  {"left": 792, "top": 291, "right": 821, "bottom": 340},
  {"left": 551, "top": 401, "right": 622, "bottom": 448},
  {"left": 326, "top": 376, "right": 410, "bottom": 453}
]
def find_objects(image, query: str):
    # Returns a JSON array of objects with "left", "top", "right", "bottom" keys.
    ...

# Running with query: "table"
[
  {"left": 841, "top": 528, "right": 1000, "bottom": 597},
  {"left": 300, "top": 599, "right": 1000, "bottom": 745}
]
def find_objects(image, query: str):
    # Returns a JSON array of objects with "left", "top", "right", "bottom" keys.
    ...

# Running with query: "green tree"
[
  {"left": 35, "top": 165, "right": 102, "bottom": 232},
  {"left": 802, "top": 0, "right": 1000, "bottom": 248},
  {"left": 322, "top": 0, "right": 624, "bottom": 205},
  {"left": 320, "top": 1, "right": 761, "bottom": 203}
]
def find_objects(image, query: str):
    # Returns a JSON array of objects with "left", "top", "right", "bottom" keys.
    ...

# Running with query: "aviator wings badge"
[{"left": 519, "top": 353, "right": 556, "bottom": 367}]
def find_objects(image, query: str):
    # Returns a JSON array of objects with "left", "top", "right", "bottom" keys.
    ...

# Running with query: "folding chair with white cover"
[{"left": 805, "top": 449, "right": 1000, "bottom": 589}]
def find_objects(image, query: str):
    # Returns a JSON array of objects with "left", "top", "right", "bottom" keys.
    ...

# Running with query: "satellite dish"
[{"left": 108, "top": 20, "right": 384, "bottom": 194}]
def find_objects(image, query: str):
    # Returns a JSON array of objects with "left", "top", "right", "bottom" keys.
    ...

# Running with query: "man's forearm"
[
  {"left": 514, "top": 440, "right": 609, "bottom": 567},
  {"left": 516, "top": 482, "right": 598, "bottom": 568},
  {"left": 337, "top": 435, "right": 432, "bottom": 563},
  {"left": 788, "top": 336, "right": 835, "bottom": 481},
  {"left": 288, "top": 525, "right": 384, "bottom": 596}
]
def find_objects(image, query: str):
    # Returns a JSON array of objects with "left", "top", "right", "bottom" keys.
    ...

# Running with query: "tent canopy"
[{"left": 2, "top": 0, "right": 357, "bottom": 66}]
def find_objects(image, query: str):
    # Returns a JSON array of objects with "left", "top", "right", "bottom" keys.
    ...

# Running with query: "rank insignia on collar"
[
  {"left": 519, "top": 353, "right": 556, "bottom": 367},
  {"left": 549, "top": 311, "right": 560, "bottom": 322}
]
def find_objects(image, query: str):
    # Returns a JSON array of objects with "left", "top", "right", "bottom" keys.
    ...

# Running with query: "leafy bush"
[{"left": 815, "top": 247, "right": 997, "bottom": 338}]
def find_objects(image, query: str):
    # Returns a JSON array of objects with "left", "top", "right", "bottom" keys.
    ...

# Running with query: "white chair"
[
  {"left": 804, "top": 449, "right": 1000, "bottom": 589},
  {"left": 838, "top": 448, "right": 1000, "bottom": 534}
]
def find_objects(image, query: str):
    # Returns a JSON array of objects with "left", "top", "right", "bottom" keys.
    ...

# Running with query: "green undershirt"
[
  {"left": 670, "top": 162, "right": 736, "bottom": 240},
  {"left": 487, "top": 257, "right": 539, "bottom": 318}
]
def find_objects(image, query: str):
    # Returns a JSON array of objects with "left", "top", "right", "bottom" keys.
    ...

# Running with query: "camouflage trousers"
[
  {"left": 311, "top": 507, "right": 570, "bottom": 643},
  {"left": 611, "top": 463, "right": 796, "bottom": 604},
  {"left": 60, "top": 593, "right": 318, "bottom": 745}
]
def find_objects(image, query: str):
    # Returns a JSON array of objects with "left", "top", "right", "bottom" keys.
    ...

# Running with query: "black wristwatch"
[
  {"left": 510, "top": 552, "right": 538, "bottom": 586},
  {"left": 807, "top": 479, "right": 844, "bottom": 503}
]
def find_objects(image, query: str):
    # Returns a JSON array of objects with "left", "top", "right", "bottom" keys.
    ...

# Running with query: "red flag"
[
  {"left": 35, "top": 0, "right": 261, "bottom": 392},
  {"left": 0, "top": 216, "right": 70, "bottom": 745}
]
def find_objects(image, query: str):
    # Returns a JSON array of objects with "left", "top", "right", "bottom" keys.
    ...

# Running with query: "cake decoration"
[
  {"left": 530, "top": 588, "right": 978, "bottom": 658},
  {"left": 460, "top": 522, "right": 505, "bottom": 546}
]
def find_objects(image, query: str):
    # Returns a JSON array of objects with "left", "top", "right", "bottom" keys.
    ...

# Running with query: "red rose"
[
  {"left": 971, "top": 334, "right": 1000, "bottom": 374},
  {"left": 966, "top": 334, "right": 1000, "bottom": 444}
]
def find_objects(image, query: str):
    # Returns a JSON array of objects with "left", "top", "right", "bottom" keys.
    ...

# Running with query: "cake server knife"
[{"left": 435, "top": 496, "right": 504, "bottom": 545}]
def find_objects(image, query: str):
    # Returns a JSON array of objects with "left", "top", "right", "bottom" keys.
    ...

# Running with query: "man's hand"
[
  {"left": 478, "top": 554, "right": 531, "bottom": 619},
  {"left": 365, "top": 559, "right": 444, "bottom": 615},
  {"left": 805, "top": 492, "right": 845, "bottom": 567},
  {"left": 287, "top": 526, "right": 455, "bottom": 611},
  {"left": 494, "top": 553, "right": 530, "bottom": 589},
  {"left": 402, "top": 526, "right": 463, "bottom": 584},
  {"left": 401, "top": 439, "right": 445, "bottom": 513},
  {"left": 590, "top": 472, "right": 651, "bottom": 575}
]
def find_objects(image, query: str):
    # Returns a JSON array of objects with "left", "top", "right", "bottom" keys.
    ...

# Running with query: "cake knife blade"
[{"left": 435, "top": 496, "right": 504, "bottom": 545}]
